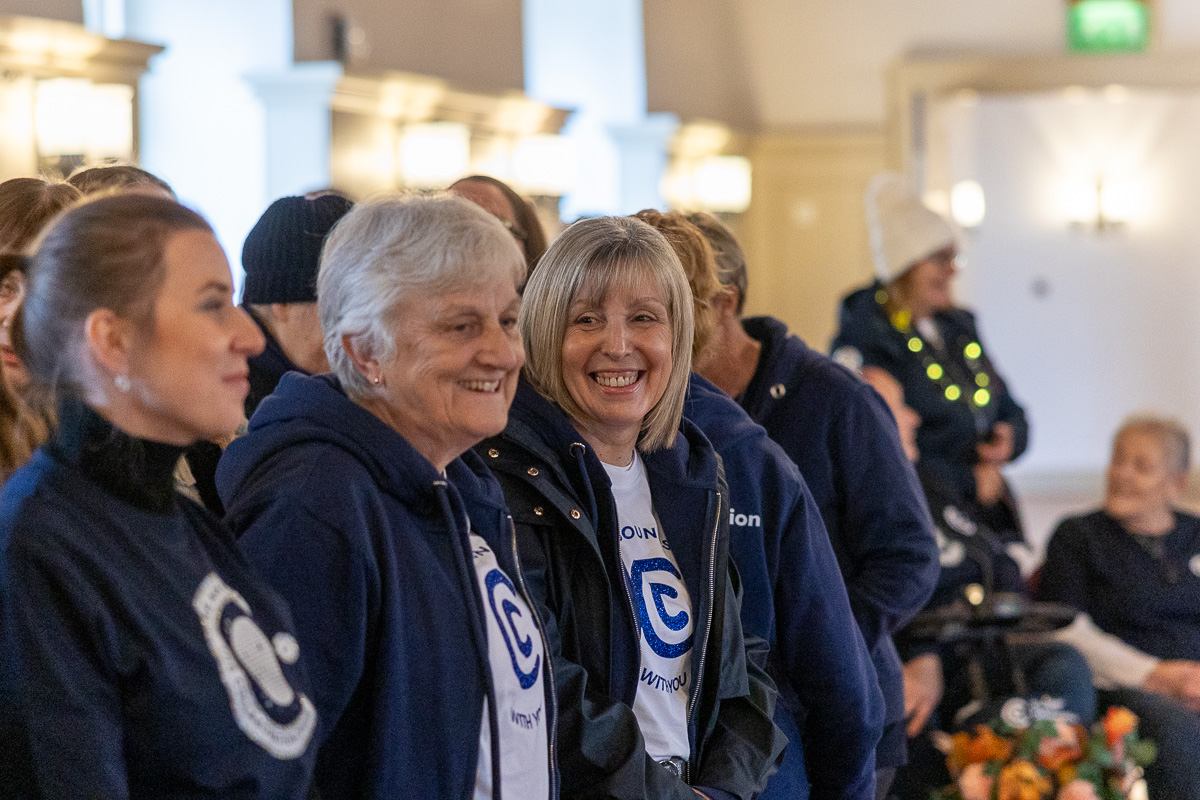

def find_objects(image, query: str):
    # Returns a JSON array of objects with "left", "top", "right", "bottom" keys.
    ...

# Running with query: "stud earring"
[
  {"left": 372, "top": 377, "right": 381, "bottom": 385},
  {"left": 114, "top": 374, "right": 132, "bottom": 392}
]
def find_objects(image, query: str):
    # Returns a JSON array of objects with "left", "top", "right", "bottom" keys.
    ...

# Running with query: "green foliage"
[{"left": 1128, "top": 739, "right": 1156, "bottom": 767}]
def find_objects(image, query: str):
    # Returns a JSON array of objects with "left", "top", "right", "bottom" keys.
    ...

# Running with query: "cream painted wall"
[
  {"left": 292, "top": 0, "right": 523, "bottom": 93},
  {"left": 949, "top": 90, "right": 1200, "bottom": 476},
  {"left": 741, "top": 132, "right": 886, "bottom": 347},
  {"left": 126, "top": 0, "right": 292, "bottom": 282},
  {"left": 643, "top": 0, "right": 758, "bottom": 129},
  {"left": 0, "top": 0, "right": 81, "bottom": 23},
  {"left": 720, "top": 0, "right": 1200, "bottom": 130}
]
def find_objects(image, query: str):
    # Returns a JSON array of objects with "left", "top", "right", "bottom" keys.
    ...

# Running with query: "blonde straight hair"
[{"left": 521, "top": 216, "right": 694, "bottom": 452}]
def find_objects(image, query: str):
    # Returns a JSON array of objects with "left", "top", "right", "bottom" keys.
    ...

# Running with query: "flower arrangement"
[{"left": 932, "top": 700, "right": 1155, "bottom": 800}]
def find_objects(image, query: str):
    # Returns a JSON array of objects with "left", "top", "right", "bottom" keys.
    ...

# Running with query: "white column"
[
  {"left": 246, "top": 62, "right": 343, "bottom": 201},
  {"left": 610, "top": 113, "right": 678, "bottom": 215},
  {"left": 123, "top": 0, "right": 292, "bottom": 286},
  {"left": 523, "top": 0, "right": 669, "bottom": 217},
  {"left": 81, "top": 0, "right": 126, "bottom": 38}
]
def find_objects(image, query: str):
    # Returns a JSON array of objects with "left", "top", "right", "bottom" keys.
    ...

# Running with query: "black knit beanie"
[{"left": 241, "top": 194, "right": 353, "bottom": 304}]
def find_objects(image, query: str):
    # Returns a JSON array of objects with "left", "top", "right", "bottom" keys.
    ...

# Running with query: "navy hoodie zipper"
[{"left": 683, "top": 489, "right": 721, "bottom": 786}]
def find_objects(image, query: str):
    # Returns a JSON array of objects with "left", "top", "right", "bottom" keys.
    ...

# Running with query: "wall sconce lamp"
[
  {"left": 510, "top": 134, "right": 577, "bottom": 196},
  {"left": 396, "top": 121, "right": 471, "bottom": 188},
  {"left": 950, "top": 180, "right": 986, "bottom": 228},
  {"left": 662, "top": 155, "right": 752, "bottom": 214},
  {"left": 395, "top": 123, "right": 577, "bottom": 195},
  {"left": 1063, "top": 175, "right": 1136, "bottom": 233},
  {"left": 34, "top": 77, "right": 134, "bottom": 174}
]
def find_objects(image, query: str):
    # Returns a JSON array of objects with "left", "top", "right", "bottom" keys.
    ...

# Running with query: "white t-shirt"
[
  {"left": 603, "top": 453, "right": 694, "bottom": 763},
  {"left": 470, "top": 531, "right": 551, "bottom": 800}
]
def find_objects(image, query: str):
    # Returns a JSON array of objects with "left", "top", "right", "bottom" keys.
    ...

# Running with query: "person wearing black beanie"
[
  {"left": 240, "top": 191, "right": 352, "bottom": 417},
  {"left": 180, "top": 192, "right": 352, "bottom": 517}
]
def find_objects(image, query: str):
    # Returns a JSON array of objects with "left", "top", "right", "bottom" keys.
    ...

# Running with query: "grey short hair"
[
  {"left": 1116, "top": 413, "right": 1191, "bottom": 476},
  {"left": 685, "top": 211, "right": 748, "bottom": 315},
  {"left": 520, "top": 216, "right": 694, "bottom": 453},
  {"left": 317, "top": 193, "right": 524, "bottom": 399}
]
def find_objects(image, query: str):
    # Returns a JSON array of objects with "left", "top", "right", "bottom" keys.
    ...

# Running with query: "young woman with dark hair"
[{"left": 0, "top": 193, "right": 318, "bottom": 799}]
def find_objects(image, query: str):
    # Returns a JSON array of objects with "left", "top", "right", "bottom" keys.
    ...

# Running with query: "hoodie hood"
[
  {"left": 832, "top": 281, "right": 914, "bottom": 373},
  {"left": 217, "top": 372, "right": 506, "bottom": 514},
  {"left": 684, "top": 373, "right": 765, "bottom": 453},
  {"left": 738, "top": 315, "right": 820, "bottom": 423}
]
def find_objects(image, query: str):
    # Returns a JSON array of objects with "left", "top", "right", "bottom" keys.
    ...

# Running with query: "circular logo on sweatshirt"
[
  {"left": 629, "top": 558, "right": 693, "bottom": 659},
  {"left": 1189, "top": 553, "right": 1200, "bottom": 579},
  {"left": 192, "top": 573, "right": 317, "bottom": 760},
  {"left": 934, "top": 527, "right": 965, "bottom": 568},
  {"left": 486, "top": 569, "right": 542, "bottom": 689}
]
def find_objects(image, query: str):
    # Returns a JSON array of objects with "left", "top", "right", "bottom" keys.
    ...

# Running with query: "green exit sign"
[{"left": 1068, "top": 0, "right": 1150, "bottom": 53}]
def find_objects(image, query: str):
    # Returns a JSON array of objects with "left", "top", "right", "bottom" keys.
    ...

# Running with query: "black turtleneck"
[
  {"left": 48, "top": 397, "right": 185, "bottom": 514},
  {"left": 0, "top": 396, "right": 319, "bottom": 798}
]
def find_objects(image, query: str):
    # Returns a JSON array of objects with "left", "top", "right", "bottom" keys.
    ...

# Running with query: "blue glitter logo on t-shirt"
[
  {"left": 486, "top": 569, "right": 541, "bottom": 689},
  {"left": 629, "top": 558, "right": 693, "bottom": 658}
]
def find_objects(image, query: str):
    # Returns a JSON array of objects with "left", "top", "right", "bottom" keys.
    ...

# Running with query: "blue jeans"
[{"left": 1100, "top": 687, "right": 1200, "bottom": 800}]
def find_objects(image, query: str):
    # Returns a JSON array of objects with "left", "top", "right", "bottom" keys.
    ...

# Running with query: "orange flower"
[
  {"left": 959, "top": 762, "right": 995, "bottom": 800},
  {"left": 1037, "top": 722, "right": 1084, "bottom": 772},
  {"left": 1103, "top": 707, "right": 1138, "bottom": 749},
  {"left": 949, "top": 725, "right": 1017, "bottom": 773},
  {"left": 997, "top": 760, "right": 1052, "bottom": 800},
  {"left": 1057, "top": 779, "right": 1100, "bottom": 800}
]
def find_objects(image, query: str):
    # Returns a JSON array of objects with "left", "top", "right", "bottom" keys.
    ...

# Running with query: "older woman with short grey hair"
[
  {"left": 217, "top": 194, "right": 557, "bottom": 800},
  {"left": 479, "top": 215, "right": 784, "bottom": 800}
]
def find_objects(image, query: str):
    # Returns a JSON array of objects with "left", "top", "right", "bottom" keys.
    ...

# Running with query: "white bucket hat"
[{"left": 865, "top": 172, "right": 957, "bottom": 283}]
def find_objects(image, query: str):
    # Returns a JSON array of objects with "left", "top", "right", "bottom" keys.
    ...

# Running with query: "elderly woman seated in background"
[
  {"left": 1038, "top": 414, "right": 1200, "bottom": 799},
  {"left": 479, "top": 215, "right": 784, "bottom": 800},
  {"left": 217, "top": 195, "right": 555, "bottom": 799}
]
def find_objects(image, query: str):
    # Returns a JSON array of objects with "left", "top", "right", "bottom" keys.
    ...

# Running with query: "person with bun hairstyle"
[
  {"left": 0, "top": 194, "right": 318, "bottom": 799},
  {"left": 832, "top": 173, "right": 1029, "bottom": 544},
  {"left": 686, "top": 211, "right": 938, "bottom": 798},
  {"left": 636, "top": 210, "right": 884, "bottom": 800},
  {"left": 67, "top": 163, "right": 175, "bottom": 199}
]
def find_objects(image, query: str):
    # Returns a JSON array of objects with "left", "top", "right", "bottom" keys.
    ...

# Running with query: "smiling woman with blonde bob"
[{"left": 480, "top": 215, "right": 783, "bottom": 800}]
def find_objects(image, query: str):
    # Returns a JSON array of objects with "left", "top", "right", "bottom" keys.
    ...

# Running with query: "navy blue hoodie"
[
  {"left": 217, "top": 373, "right": 556, "bottom": 800},
  {"left": 685, "top": 374, "right": 884, "bottom": 800},
  {"left": 0, "top": 399, "right": 318, "bottom": 799},
  {"left": 738, "top": 316, "right": 939, "bottom": 769}
]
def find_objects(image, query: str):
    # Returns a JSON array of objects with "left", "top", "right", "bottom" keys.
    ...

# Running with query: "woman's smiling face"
[
  {"left": 560, "top": 273, "right": 673, "bottom": 458},
  {"left": 368, "top": 270, "right": 524, "bottom": 471}
]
